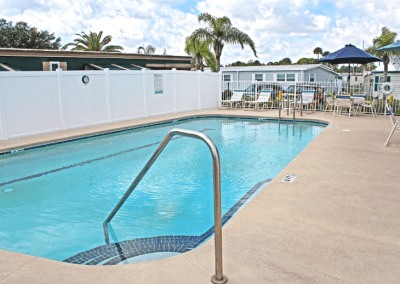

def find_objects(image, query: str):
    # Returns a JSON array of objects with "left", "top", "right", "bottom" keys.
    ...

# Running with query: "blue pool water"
[{"left": 0, "top": 117, "right": 325, "bottom": 263}]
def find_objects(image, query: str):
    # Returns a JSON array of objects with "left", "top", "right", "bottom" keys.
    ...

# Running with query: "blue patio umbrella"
[
  {"left": 318, "top": 44, "right": 383, "bottom": 93},
  {"left": 375, "top": 41, "right": 400, "bottom": 52}
]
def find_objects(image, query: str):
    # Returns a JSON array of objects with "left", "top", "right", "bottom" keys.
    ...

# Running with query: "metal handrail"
[{"left": 103, "top": 128, "right": 228, "bottom": 284}]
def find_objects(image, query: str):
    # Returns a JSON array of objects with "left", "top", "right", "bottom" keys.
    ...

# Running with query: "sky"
[{"left": 1, "top": 0, "right": 400, "bottom": 65}]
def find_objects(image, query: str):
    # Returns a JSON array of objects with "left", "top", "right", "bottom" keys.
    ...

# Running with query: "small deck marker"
[{"left": 282, "top": 173, "right": 297, "bottom": 183}]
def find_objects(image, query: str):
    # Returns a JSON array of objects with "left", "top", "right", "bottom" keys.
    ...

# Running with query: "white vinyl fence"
[
  {"left": 222, "top": 80, "right": 400, "bottom": 115},
  {"left": 0, "top": 69, "right": 221, "bottom": 141}
]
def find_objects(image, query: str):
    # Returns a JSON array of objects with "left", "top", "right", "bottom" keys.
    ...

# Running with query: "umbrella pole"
[{"left": 348, "top": 62, "right": 351, "bottom": 94}]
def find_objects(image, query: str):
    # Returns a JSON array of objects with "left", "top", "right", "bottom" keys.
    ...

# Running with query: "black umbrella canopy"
[
  {"left": 375, "top": 41, "right": 400, "bottom": 52},
  {"left": 318, "top": 44, "right": 383, "bottom": 94},
  {"left": 318, "top": 44, "right": 383, "bottom": 64}
]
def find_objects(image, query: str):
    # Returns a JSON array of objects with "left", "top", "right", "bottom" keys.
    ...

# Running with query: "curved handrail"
[{"left": 103, "top": 128, "right": 227, "bottom": 284}]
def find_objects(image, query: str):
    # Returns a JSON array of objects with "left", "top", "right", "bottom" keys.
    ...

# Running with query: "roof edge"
[{"left": 0, "top": 48, "right": 191, "bottom": 61}]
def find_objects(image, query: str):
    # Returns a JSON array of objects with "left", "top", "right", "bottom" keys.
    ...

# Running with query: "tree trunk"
[
  {"left": 383, "top": 61, "right": 388, "bottom": 82},
  {"left": 196, "top": 54, "right": 201, "bottom": 70},
  {"left": 382, "top": 60, "right": 389, "bottom": 102},
  {"left": 216, "top": 54, "right": 221, "bottom": 72}
]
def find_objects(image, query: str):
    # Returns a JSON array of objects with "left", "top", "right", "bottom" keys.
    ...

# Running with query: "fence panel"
[
  {"left": 62, "top": 72, "right": 109, "bottom": 129},
  {"left": 201, "top": 73, "right": 220, "bottom": 108},
  {"left": 1, "top": 72, "right": 63, "bottom": 139},
  {"left": 109, "top": 72, "right": 146, "bottom": 122},
  {"left": 144, "top": 71, "right": 176, "bottom": 117},
  {"left": 176, "top": 72, "right": 200, "bottom": 112}
]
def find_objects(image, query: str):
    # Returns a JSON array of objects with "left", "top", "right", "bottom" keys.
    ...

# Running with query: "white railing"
[{"left": 221, "top": 81, "right": 400, "bottom": 115}]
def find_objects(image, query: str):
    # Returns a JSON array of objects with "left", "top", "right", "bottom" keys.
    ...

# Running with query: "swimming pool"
[{"left": 0, "top": 117, "right": 325, "bottom": 264}]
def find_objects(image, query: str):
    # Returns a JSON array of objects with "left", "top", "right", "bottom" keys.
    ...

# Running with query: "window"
[
  {"left": 255, "top": 74, "right": 263, "bottom": 81},
  {"left": 287, "top": 74, "right": 295, "bottom": 81},
  {"left": 223, "top": 74, "right": 231, "bottom": 81},
  {"left": 50, "top": 61, "right": 60, "bottom": 71},
  {"left": 309, "top": 74, "right": 315, "bottom": 82},
  {"left": 375, "top": 75, "right": 391, "bottom": 91},
  {"left": 277, "top": 74, "right": 285, "bottom": 81}
]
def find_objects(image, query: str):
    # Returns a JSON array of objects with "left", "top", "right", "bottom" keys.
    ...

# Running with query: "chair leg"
[{"left": 385, "top": 125, "right": 397, "bottom": 146}]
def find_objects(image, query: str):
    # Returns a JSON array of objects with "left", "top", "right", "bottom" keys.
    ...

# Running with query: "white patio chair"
[
  {"left": 334, "top": 95, "right": 352, "bottom": 116},
  {"left": 384, "top": 104, "right": 400, "bottom": 147},
  {"left": 244, "top": 90, "right": 273, "bottom": 111},
  {"left": 352, "top": 94, "right": 365, "bottom": 116},
  {"left": 289, "top": 94, "right": 302, "bottom": 113},
  {"left": 324, "top": 94, "right": 335, "bottom": 113},
  {"left": 300, "top": 90, "right": 316, "bottom": 113},
  {"left": 217, "top": 90, "right": 244, "bottom": 109},
  {"left": 361, "top": 96, "right": 379, "bottom": 117}
]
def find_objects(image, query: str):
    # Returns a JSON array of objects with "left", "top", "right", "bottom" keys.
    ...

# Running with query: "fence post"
[
  {"left": 198, "top": 70, "right": 202, "bottom": 109},
  {"left": 104, "top": 68, "right": 112, "bottom": 123},
  {"left": 218, "top": 71, "right": 222, "bottom": 107},
  {"left": 0, "top": 76, "right": 9, "bottom": 140},
  {"left": 172, "top": 68, "right": 177, "bottom": 113},
  {"left": 56, "top": 69, "right": 67, "bottom": 130},
  {"left": 142, "top": 68, "right": 148, "bottom": 117}
]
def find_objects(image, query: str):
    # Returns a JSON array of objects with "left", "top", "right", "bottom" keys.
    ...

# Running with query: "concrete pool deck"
[{"left": 1, "top": 108, "right": 400, "bottom": 283}]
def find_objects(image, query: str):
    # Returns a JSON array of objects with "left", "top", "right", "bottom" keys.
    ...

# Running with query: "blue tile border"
[
  {"left": 0, "top": 115, "right": 327, "bottom": 156},
  {"left": 63, "top": 178, "right": 272, "bottom": 265}
]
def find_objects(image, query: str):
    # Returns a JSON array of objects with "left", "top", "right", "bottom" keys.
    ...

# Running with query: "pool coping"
[{"left": 1, "top": 108, "right": 400, "bottom": 284}]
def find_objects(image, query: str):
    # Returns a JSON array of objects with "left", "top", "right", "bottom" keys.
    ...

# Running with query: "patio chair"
[
  {"left": 334, "top": 95, "right": 352, "bottom": 116},
  {"left": 243, "top": 90, "right": 273, "bottom": 111},
  {"left": 361, "top": 96, "right": 379, "bottom": 117},
  {"left": 352, "top": 94, "right": 365, "bottom": 116},
  {"left": 289, "top": 94, "right": 302, "bottom": 113},
  {"left": 324, "top": 93, "right": 335, "bottom": 113},
  {"left": 217, "top": 90, "right": 244, "bottom": 109},
  {"left": 300, "top": 90, "right": 316, "bottom": 113},
  {"left": 384, "top": 104, "right": 400, "bottom": 147}
]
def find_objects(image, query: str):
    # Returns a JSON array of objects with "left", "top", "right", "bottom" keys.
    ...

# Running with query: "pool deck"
[{"left": 1, "top": 108, "right": 400, "bottom": 284}]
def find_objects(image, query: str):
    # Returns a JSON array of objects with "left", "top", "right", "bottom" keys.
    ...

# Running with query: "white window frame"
[
  {"left": 277, "top": 74, "right": 286, "bottom": 82},
  {"left": 50, "top": 61, "right": 60, "bottom": 71},
  {"left": 254, "top": 74, "right": 263, "bottom": 81},
  {"left": 286, "top": 74, "right": 295, "bottom": 82},
  {"left": 223, "top": 74, "right": 231, "bottom": 82},
  {"left": 309, "top": 73, "right": 316, "bottom": 82}
]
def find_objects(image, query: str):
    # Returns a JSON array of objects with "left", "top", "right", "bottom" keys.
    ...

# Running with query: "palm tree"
[
  {"left": 191, "top": 13, "right": 257, "bottom": 72},
  {"left": 61, "top": 31, "right": 123, "bottom": 52},
  {"left": 322, "top": 51, "right": 330, "bottom": 57},
  {"left": 137, "top": 45, "right": 156, "bottom": 54},
  {"left": 184, "top": 36, "right": 216, "bottom": 71},
  {"left": 313, "top": 47, "right": 323, "bottom": 59},
  {"left": 366, "top": 27, "right": 398, "bottom": 83}
]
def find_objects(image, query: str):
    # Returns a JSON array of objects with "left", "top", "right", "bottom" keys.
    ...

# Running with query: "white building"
[{"left": 218, "top": 64, "right": 340, "bottom": 83}]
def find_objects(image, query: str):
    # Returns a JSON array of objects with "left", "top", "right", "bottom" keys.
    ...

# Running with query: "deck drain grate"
[{"left": 282, "top": 173, "right": 297, "bottom": 183}]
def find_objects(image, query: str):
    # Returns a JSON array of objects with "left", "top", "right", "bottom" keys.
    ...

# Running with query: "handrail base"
[
  {"left": 211, "top": 275, "right": 228, "bottom": 284},
  {"left": 103, "top": 222, "right": 110, "bottom": 245}
]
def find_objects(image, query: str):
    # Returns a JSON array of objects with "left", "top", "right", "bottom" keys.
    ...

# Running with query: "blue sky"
[{"left": 0, "top": 0, "right": 399, "bottom": 65}]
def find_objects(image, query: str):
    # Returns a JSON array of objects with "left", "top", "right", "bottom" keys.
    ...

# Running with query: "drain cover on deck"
[{"left": 282, "top": 173, "right": 297, "bottom": 183}]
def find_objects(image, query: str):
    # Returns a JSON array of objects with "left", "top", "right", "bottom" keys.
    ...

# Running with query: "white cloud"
[{"left": 0, "top": 0, "right": 399, "bottom": 65}]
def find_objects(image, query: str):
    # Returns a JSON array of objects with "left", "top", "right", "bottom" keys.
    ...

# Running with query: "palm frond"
[
  {"left": 198, "top": 12, "right": 216, "bottom": 28},
  {"left": 223, "top": 27, "right": 257, "bottom": 57},
  {"left": 61, "top": 42, "right": 75, "bottom": 50},
  {"left": 102, "top": 45, "right": 124, "bottom": 52},
  {"left": 100, "top": 35, "right": 112, "bottom": 48},
  {"left": 145, "top": 45, "right": 156, "bottom": 54}
]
